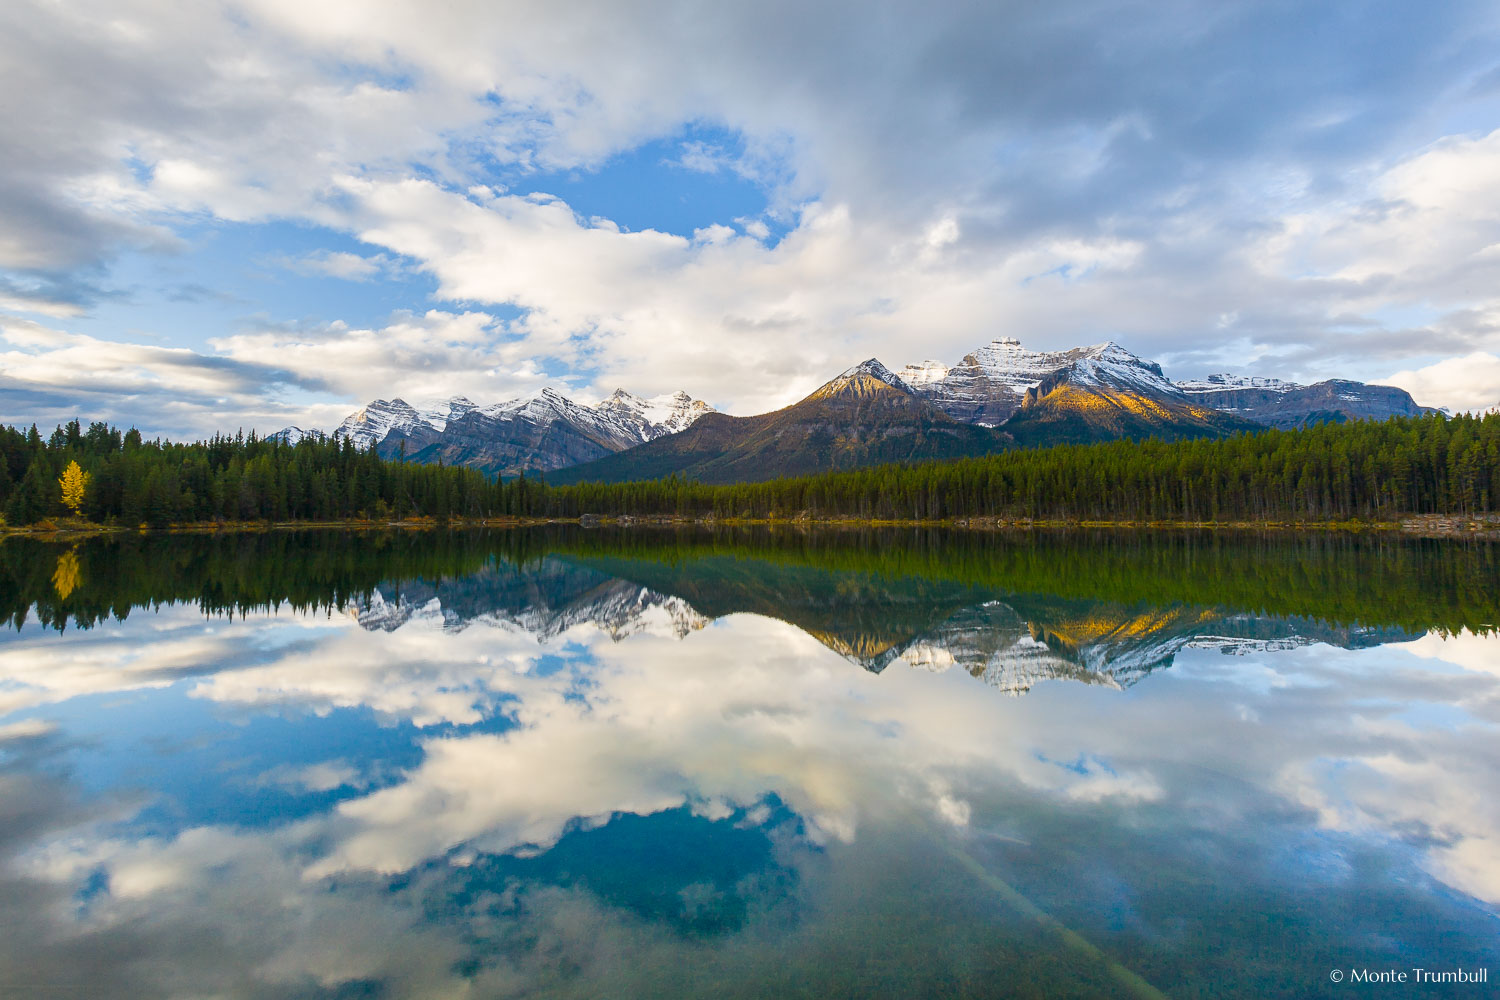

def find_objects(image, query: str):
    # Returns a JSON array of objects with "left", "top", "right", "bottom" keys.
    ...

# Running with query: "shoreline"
[{"left": 3, "top": 512, "right": 1498, "bottom": 541}]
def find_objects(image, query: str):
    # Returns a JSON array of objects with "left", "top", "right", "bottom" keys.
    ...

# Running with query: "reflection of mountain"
[
  {"left": 356, "top": 554, "right": 1418, "bottom": 696},
  {"left": 877, "top": 599, "right": 1414, "bottom": 695},
  {"left": 355, "top": 558, "right": 708, "bottom": 641}
]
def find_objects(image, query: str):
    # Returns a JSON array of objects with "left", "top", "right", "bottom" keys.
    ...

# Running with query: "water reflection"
[{"left": 0, "top": 528, "right": 1496, "bottom": 998}]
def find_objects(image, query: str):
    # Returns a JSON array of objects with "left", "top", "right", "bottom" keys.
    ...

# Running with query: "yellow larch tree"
[{"left": 59, "top": 460, "right": 91, "bottom": 516}]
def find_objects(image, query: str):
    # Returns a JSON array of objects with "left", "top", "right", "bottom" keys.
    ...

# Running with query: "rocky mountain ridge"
[
  {"left": 274, "top": 337, "right": 1433, "bottom": 482},
  {"left": 551, "top": 358, "right": 1013, "bottom": 485},
  {"left": 897, "top": 338, "right": 1433, "bottom": 433},
  {"left": 274, "top": 387, "right": 716, "bottom": 478}
]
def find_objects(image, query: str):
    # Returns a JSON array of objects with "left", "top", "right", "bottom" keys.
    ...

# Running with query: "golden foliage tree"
[
  {"left": 59, "top": 460, "right": 91, "bottom": 516},
  {"left": 52, "top": 550, "right": 81, "bottom": 600}
]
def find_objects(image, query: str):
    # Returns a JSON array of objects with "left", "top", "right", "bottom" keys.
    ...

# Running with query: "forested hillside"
[
  {"left": 1, "top": 412, "right": 1495, "bottom": 527},
  {"left": 550, "top": 412, "right": 1499, "bottom": 522}
]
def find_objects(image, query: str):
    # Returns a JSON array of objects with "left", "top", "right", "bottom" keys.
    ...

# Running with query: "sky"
[{"left": 3, "top": 0, "right": 1500, "bottom": 437}]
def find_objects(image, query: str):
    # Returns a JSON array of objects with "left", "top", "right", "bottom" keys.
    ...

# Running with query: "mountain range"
[
  {"left": 274, "top": 388, "right": 715, "bottom": 478},
  {"left": 274, "top": 338, "right": 1433, "bottom": 484}
]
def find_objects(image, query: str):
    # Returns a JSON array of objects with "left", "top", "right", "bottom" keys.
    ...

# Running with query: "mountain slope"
[
  {"left": 551, "top": 360, "right": 1012, "bottom": 485},
  {"left": 900, "top": 337, "right": 1116, "bottom": 425},
  {"left": 407, "top": 388, "right": 650, "bottom": 477},
  {"left": 1176, "top": 375, "right": 1434, "bottom": 428},
  {"left": 1003, "top": 346, "right": 1258, "bottom": 444},
  {"left": 283, "top": 387, "right": 715, "bottom": 477}
]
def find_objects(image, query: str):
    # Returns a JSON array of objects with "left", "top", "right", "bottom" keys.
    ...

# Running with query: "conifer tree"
[{"left": 59, "top": 460, "right": 91, "bottom": 516}]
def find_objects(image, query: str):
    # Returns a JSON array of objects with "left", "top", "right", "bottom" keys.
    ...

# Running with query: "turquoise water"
[{"left": 0, "top": 528, "right": 1496, "bottom": 998}]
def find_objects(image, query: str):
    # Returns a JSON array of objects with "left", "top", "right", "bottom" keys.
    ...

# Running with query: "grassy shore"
[{"left": 4, "top": 512, "right": 1499, "bottom": 541}]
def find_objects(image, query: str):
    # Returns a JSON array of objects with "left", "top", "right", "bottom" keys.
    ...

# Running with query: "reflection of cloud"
[
  {"left": 13, "top": 598, "right": 1500, "bottom": 908},
  {"left": 0, "top": 606, "right": 330, "bottom": 716},
  {"left": 183, "top": 608, "right": 1500, "bottom": 912},
  {"left": 0, "top": 718, "right": 55, "bottom": 743},
  {"left": 1398, "top": 629, "right": 1500, "bottom": 678},
  {"left": 2, "top": 600, "right": 1500, "bottom": 998}
]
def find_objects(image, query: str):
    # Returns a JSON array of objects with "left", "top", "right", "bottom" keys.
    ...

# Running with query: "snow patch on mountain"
[
  {"left": 1176, "top": 374, "right": 1300, "bottom": 394},
  {"left": 899, "top": 337, "right": 1181, "bottom": 424},
  {"left": 306, "top": 386, "right": 713, "bottom": 456},
  {"left": 595, "top": 389, "right": 716, "bottom": 440},
  {"left": 266, "top": 426, "right": 324, "bottom": 445},
  {"left": 897, "top": 360, "right": 951, "bottom": 388},
  {"left": 1064, "top": 342, "right": 1181, "bottom": 396},
  {"left": 817, "top": 358, "right": 914, "bottom": 395}
]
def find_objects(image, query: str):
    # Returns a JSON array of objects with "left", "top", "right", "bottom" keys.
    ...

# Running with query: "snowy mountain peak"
[
  {"left": 810, "top": 358, "right": 913, "bottom": 401},
  {"left": 594, "top": 387, "right": 717, "bottom": 440},
  {"left": 1176, "top": 373, "right": 1301, "bottom": 394},
  {"left": 267, "top": 426, "right": 324, "bottom": 445},
  {"left": 1064, "top": 342, "right": 1176, "bottom": 393},
  {"left": 333, "top": 397, "right": 430, "bottom": 450},
  {"left": 852, "top": 358, "right": 911, "bottom": 385}
]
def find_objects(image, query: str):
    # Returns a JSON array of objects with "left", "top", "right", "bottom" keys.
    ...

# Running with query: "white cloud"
[
  {"left": 1387, "top": 350, "right": 1500, "bottom": 412},
  {"left": 275, "top": 250, "right": 395, "bottom": 282},
  {"left": 4, "top": 0, "right": 1500, "bottom": 422}
]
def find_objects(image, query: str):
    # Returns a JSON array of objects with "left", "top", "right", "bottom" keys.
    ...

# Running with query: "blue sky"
[{"left": 3, "top": 0, "right": 1500, "bottom": 436}]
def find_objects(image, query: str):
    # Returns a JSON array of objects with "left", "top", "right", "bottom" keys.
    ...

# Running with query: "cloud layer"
[{"left": 4, "top": 0, "right": 1500, "bottom": 430}]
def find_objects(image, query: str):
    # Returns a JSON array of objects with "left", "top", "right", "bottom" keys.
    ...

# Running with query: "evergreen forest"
[{"left": 1, "top": 411, "right": 1496, "bottom": 527}]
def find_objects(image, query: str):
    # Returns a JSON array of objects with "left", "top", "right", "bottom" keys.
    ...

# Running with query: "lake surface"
[{"left": 0, "top": 527, "right": 1497, "bottom": 998}]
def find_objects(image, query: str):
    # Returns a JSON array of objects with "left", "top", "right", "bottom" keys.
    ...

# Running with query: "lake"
[{"left": 1, "top": 527, "right": 1497, "bottom": 998}]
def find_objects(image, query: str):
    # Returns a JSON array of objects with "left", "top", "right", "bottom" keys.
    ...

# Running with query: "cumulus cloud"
[
  {"left": 1388, "top": 350, "right": 1500, "bottom": 411},
  {"left": 4, "top": 0, "right": 1500, "bottom": 424},
  {"left": 273, "top": 250, "right": 397, "bottom": 282},
  {"left": 0, "top": 314, "right": 327, "bottom": 436}
]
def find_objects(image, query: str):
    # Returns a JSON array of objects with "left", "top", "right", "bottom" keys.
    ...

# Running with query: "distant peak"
[
  {"left": 845, "top": 358, "right": 904, "bottom": 381},
  {"left": 811, "top": 358, "right": 913, "bottom": 400},
  {"left": 991, "top": 336, "right": 1022, "bottom": 347}
]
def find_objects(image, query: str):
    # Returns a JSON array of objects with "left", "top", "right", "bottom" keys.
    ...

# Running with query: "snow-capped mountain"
[
  {"left": 552, "top": 356, "right": 1008, "bottom": 485},
  {"left": 1175, "top": 374, "right": 1298, "bottom": 394},
  {"left": 811, "top": 358, "right": 917, "bottom": 400},
  {"left": 898, "top": 338, "right": 1183, "bottom": 427},
  {"left": 893, "top": 339, "right": 1185, "bottom": 420},
  {"left": 270, "top": 336, "right": 1435, "bottom": 482},
  {"left": 333, "top": 396, "right": 479, "bottom": 452},
  {"left": 887, "top": 337, "right": 1431, "bottom": 445},
  {"left": 1174, "top": 374, "right": 1433, "bottom": 429},
  {"left": 266, "top": 426, "right": 325, "bottom": 445},
  {"left": 274, "top": 386, "right": 715, "bottom": 477},
  {"left": 596, "top": 389, "right": 716, "bottom": 438}
]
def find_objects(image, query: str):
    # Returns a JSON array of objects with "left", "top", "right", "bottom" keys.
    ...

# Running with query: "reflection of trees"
[
  {"left": 2, "top": 526, "right": 1496, "bottom": 641},
  {"left": 51, "top": 550, "right": 81, "bottom": 601}
]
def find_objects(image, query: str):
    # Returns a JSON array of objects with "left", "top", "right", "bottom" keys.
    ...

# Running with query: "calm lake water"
[{"left": 1, "top": 527, "right": 1497, "bottom": 998}]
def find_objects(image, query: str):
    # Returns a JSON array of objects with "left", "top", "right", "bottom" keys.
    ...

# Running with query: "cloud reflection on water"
[{"left": 0, "top": 569, "right": 1497, "bottom": 997}]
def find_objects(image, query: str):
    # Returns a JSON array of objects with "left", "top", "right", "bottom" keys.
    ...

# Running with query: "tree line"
[
  {"left": 0, "top": 421, "right": 545, "bottom": 526},
  {"left": 7, "top": 526, "right": 1497, "bottom": 637},
  {"left": 1, "top": 411, "right": 1496, "bottom": 528},
  {"left": 548, "top": 411, "right": 1500, "bottom": 521}
]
